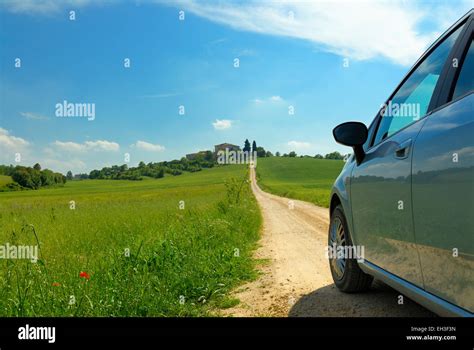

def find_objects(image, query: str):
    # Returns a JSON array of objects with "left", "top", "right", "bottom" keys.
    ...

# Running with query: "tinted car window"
[
  {"left": 372, "top": 24, "right": 464, "bottom": 146},
  {"left": 452, "top": 37, "right": 474, "bottom": 100}
]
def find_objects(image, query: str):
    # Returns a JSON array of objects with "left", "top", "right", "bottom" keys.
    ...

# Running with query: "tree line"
[
  {"left": 0, "top": 164, "right": 66, "bottom": 190},
  {"left": 272, "top": 151, "right": 345, "bottom": 159},
  {"left": 242, "top": 139, "right": 345, "bottom": 160},
  {"left": 0, "top": 143, "right": 345, "bottom": 189},
  {"left": 87, "top": 152, "right": 215, "bottom": 181},
  {"left": 243, "top": 139, "right": 272, "bottom": 157}
]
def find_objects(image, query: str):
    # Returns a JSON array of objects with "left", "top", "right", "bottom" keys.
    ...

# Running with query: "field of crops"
[
  {"left": 0, "top": 165, "right": 261, "bottom": 316},
  {"left": 256, "top": 157, "right": 344, "bottom": 207}
]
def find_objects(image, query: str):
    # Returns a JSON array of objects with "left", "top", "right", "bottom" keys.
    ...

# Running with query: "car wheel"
[{"left": 328, "top": 204, "right": 373, "bottom": 292}]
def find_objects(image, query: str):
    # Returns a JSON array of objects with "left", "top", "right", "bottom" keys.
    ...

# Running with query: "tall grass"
[{"left": 0, "top": 165, "right": 261, "bottom": 316}]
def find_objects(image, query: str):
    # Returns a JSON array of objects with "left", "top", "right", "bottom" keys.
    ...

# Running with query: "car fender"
[{"left": 329, "top": 156, "right": 359, "bottom": 245}]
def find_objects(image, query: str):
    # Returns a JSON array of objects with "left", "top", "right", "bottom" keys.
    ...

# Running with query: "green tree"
[
  {"left": 314, "top": 154, "right": 324, "bottom": 159},
  {"left": 12, "top": 168, "right": 33, "bottom": 188},
  {"left": 275, "top": 151, "right": 281, "bottom": 157},
  {"left": 29, "top": 169, "right": 42, "bottom": 189},
  {"left": 33, "top": 163, "right": 41, "bottom": 171},
  {"left": 157, "top": 168, "right": 165, "bottom": 178},
  {"left": 243, "top": 139, "right": 251, "bottom": 152},
  {"left": 40, "top": 169, "right": 54, "bottom": 186},
  {"left": 66, "top": 171, "right": 73, "bottom": 180},
  {"left": 89, "top": 170, "right": 100, "bottom": 179},
  {"left": 289, "top": 151, "right": 297, "bottom": 157},
  {"left": 252, "top": 140, "right": 257, "bottom": 153},
  {"left": 256, "top": 146, "right": 266, "bottom": 157},
  {"left": 204, "top": 151, "right": 214, "bottom": 162},
  {"left": 324, "top": 151, "right": 344, "bottom": 160}
]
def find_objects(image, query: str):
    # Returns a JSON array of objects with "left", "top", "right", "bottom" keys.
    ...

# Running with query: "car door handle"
[{"left": 394, "top": 139, "right": 412, "bottom": 159}]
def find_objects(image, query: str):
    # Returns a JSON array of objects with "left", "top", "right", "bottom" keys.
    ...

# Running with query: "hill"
[{"left": 256, "top": 157, "right": 344, "bottom": 207}]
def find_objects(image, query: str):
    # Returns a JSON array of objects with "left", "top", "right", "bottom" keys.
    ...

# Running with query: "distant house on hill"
[
  {"left": 186, "top": 150, "right": 211, "bottom": 160},
  {"left": 214, "top": 143, "right": 241, "bottom": 154}
]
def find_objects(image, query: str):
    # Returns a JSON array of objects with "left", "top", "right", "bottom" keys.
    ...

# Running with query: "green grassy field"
[
  {"left": 0, "top": 165, "right": 261, "bottom": 316},
  {"left": 256, "top": 157, "right": 344, "bottom": 207}
]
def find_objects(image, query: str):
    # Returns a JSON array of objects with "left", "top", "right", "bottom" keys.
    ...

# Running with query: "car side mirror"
[{"left": 332, "top": 121, "right": 368, "bottom": 165}]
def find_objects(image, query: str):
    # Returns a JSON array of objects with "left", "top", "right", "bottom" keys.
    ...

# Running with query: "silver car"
[{"left": 329, "top": 9, "right": 473, "bottom": 316}]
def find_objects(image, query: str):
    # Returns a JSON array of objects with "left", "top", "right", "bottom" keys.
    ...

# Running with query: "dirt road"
[{"left": 223, "top": 167, "right": 434, "bottom": 317}]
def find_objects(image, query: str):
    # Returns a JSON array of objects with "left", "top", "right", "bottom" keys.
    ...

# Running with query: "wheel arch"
[{"left": 330, "top": 193, "right": 342, "bottom": 216}]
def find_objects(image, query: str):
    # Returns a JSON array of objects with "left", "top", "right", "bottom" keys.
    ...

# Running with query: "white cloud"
[
  {"left": 85, "top": 140, "right": 120, "bottom": 152},
  {"left": 20, "top": 112, "right": 49, "bottom": 120},
  {"left": 212, "top": 119, "right": 233, "bottom": 130},
  {"left": 5, "top": 1, "right": 469, "bottom": 65},
  {"left": 269, "top": 95, "right": 283, "bottom": 102},
  {"left": 287, "top": 140, "right": 311, "bottom": 149},
  {"left": 1, "top": 0, "right": 97, "bottom": 15},
  {"left": 169, "top": 0, "right": 469, "bottom": 66},
  {"left": 252, "top": 96, "right": 284, "bottom": 104},
  {"left": 41, "top": 158, "right": 87, "bottom": 174},
  {"left": 53, "top": 140, "right": 120, "bottom": 152},
  {"left": 133, "top": 140, "right": 165, "bottom": 152},
  {"left": 0, "top": 127, "right": 30, "bottom": 151},
  {"left": 53, "top": 141, "right": 85, "bottom": 152}
]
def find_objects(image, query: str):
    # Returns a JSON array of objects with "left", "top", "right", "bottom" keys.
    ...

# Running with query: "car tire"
[{"left": 328, "top": 204, "right": 373, "bottom": 292}]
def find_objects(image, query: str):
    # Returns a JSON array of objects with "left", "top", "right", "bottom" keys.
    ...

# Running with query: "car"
[{"left": 328, "top": 9, "right": 474, "bottom": 317}]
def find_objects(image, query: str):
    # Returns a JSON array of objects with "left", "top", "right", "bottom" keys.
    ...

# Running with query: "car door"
[
  {"left": 412, "top": 18, "right": 474, "bottom": 312},
  {"left": 350, "top": 21, "right": 467, "bottom": 288}
]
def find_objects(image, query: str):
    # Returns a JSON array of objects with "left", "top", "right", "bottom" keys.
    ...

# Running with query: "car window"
[
  {"left": 452, "top": 37, "right": 474, "bottom": 100},
  {"left": 372, "top": 24, "right": 464, "bottom": 146}
]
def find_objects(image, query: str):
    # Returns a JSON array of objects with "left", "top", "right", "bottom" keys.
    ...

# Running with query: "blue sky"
[{"left": 0, "top": 0, "right": 472, "bottom": 173}]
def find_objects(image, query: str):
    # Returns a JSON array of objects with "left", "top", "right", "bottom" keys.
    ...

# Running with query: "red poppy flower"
[
  {"left": 52, "top": 282, "right": 61, "bottom": 287},
  {"left": 79, "top": 271, "right": 90, "bottom": 280}
]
